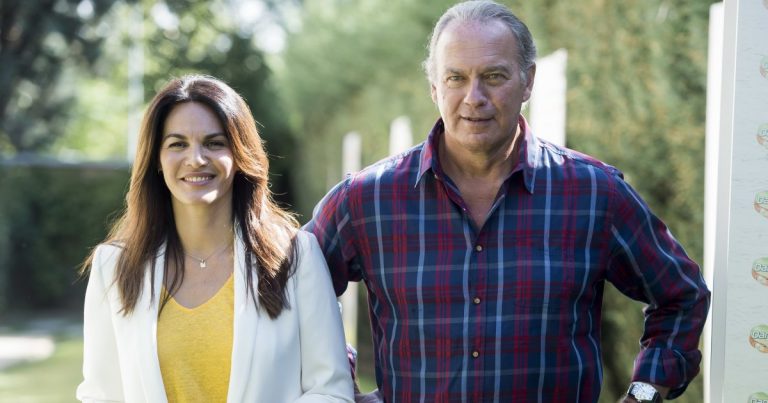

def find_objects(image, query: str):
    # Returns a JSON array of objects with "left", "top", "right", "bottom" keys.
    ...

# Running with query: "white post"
[
  {"left": 527, "top": 49, "right": 568, "bottom": 146},
  {"left": 389, "top": 116, "right": 413, "bottom": 156},
  {"left": 126, "top": 3, "right": 144, "bottom": 164},
  {"left": 710, "top": 0, "right": 768, "bottom": 401},
  {"left": 340, "top": 132, "right": 361, "bottom": 345},
  {"left": 703, "top": 4, "right": 723, "bottom": 403}
]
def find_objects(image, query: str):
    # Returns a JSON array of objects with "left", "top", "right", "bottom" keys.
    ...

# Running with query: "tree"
[
  {"left": 138, "top": 0, "right": 296, "bottom": 204},
  {"left": 0, "top": 0, "right": 125, "bottom": 154},
  {"left": 279, "top": 0, "right": 454, "bottom": 216}
]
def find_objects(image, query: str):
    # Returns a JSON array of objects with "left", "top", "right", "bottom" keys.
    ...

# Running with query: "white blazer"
[{"left": 76, "top": 231, "right": 354, "bottom": 403}]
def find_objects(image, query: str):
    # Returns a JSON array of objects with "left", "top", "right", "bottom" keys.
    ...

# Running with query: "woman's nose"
[{"left": 185, "top": 144, "right": 208, "bottom": 167}]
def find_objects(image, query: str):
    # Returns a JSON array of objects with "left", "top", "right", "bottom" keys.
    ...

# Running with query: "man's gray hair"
[{"left": 423, "top": 0, "right": 537, "bottom": 84}]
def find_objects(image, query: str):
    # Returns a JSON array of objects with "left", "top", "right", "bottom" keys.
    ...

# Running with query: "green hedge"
[{"left": 0, "top": 163, "right": 129, "bottom": 313}]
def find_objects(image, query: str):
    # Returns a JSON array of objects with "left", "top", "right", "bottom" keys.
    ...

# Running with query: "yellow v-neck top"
[{"left": 157, "top": 275, "right": 234, "bottom": 402}]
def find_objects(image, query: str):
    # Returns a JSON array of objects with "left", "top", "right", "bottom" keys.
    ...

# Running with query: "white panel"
[
  {"left": 703, "top": 4, "right": 723, "bottom": 403},
  {"left": 342, "top": 131, "right": 362, "bottom": 174},
  {"left": 528, "top": 49, "right": 567, "bottom": 146},
  {"left": 712, "top": 1, "right": 768, "bottom": 401},
  {"left": 340, "top": 131, "right": 362, "bottom": 345},
  {"left": 389, "top": 116, "right": 413, "bottom": 156}
]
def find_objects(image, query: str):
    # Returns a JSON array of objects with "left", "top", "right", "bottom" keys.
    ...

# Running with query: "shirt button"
[
  {"left": 475, "top": 245, "right": 483, "bottom": 252},
  {"left": 472, "top": 351, "right": 479, "bottom": 358},
  {"left": 473, "top": 297, "right": 481, "bottom": 305}
]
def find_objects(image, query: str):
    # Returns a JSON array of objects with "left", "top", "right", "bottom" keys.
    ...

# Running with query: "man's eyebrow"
[
  {"left": 442, "top": 65, "right": 513, "bottom": 75},
  {"left": 482, "top": 65, "right": 512, "bottom": 74}
]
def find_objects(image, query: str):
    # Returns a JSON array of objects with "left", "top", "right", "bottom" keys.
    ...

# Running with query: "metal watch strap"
[{"left": 626, "top": 382, "right": 662, "bottom": 403}]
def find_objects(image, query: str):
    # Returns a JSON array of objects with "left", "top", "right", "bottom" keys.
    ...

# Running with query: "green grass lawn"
[
  {"left": 0, "top": 335, "right": 83, "bottom": 403},
  {"left": 0, "top": 333, "right": 703, "bottom": 403}
]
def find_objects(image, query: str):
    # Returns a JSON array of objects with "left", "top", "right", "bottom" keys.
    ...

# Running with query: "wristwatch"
[{"left": 626, "top": 382, "right": 662, "bottom": 403}]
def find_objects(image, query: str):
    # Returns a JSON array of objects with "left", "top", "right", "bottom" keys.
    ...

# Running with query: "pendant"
[{"left": 200, "top": 260, "right": 207, "bottom": 269}]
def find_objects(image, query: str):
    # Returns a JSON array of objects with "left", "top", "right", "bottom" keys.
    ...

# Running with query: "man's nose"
[{"left": 463, "top": 79, "right": 488, "bottom": 107}]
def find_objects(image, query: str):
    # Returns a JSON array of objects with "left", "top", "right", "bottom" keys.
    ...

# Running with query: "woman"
[{"left": 77, "top": 75, "right": 354, "bottom": 402}]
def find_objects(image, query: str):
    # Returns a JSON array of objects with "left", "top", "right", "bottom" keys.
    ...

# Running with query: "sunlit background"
[{"left": 0, "top": 0, "right": 716, "bottom": 401}]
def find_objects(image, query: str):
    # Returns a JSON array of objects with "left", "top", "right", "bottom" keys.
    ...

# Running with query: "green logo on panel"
[
  {"left": 753, "top": 258, "right": 768, "bottom": 287},
  {"left": 758, "top": 124, "right": 768, "bottom": 149},
  {"left": 755, "top": 191, "right": 768, "bottom": 218},
  {"left": 749, "top": 392, "right": 768, "bottom": 403},
  {"left": 749, "top": 325, "right": 768, "bottom": 353}
]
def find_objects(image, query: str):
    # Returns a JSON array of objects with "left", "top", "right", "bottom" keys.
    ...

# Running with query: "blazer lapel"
[
  {"left": 136, "top": 245, "right": 169, "bottom": 402},
  {"left": 227, "top": 232, "right": 260, "bottom": 402}
]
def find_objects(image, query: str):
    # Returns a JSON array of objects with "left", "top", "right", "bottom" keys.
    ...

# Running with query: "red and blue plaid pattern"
[{"left": 306, "top": 117, "right": 710, "bottom": 403}]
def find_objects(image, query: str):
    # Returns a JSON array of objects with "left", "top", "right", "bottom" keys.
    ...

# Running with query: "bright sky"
[
  {"left": 148, "top": 0, "right": 292, "bottom": 54},
  {"left": 232, "top": 0, "right": 293, "bottom": 54}
]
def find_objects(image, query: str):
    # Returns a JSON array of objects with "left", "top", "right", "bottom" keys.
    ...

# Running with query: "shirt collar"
[{"left": 415, "top": 115, "right": 539, "bottom": 194}]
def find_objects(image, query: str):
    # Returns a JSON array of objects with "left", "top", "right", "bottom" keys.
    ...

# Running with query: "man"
[{"left": 306, "top": 1, "right": 710, "bottom": 402}]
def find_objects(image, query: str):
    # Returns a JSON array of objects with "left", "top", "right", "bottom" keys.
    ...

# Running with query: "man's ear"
[
  {"left": 523, "top": 63, "right": 536, "bottom": 102},
  {"left": 430, "top": 82, "right": 438, "bottom": 104}
]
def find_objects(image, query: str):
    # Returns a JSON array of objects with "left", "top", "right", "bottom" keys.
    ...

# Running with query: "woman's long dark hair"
[{"left": 82, "top": 75, "right": 298, "bottom": 319}]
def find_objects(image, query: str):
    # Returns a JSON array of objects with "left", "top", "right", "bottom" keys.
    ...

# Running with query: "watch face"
[{"left": 629, "top": 382, "right": 660, "bottom": 402}]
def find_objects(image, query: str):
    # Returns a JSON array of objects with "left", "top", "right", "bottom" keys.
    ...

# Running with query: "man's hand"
[
  {"left": 355, "top": 389, "right": 384, "bottom": 403},
  {"left": 621, "top": 383, "right": 669, "bottom": 402},
  {"left": 347, "top": 342, "right": 384, "bottom": 403}
]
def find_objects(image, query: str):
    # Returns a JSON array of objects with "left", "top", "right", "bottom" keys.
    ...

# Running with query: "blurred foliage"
[
  {"left": 139, "top": 0, "right": 296, "bottom": 204},
  {"left": 51, "top": 76, "right": 131, "bottom": 160},
  {"left": 0, "top": 164, "right": 129, "bottom": 311},
  {"left": 279, "top": 0, "right": 448, "bottom": 216},
  {"left": 0, "top": 0, "right": 126, "bottom": 154},
  {"left": 279, "top": 0, "right": 713, "bottom": 401},
  {"left": 1, "top": 0, "right": 296, "bottom": 199}
]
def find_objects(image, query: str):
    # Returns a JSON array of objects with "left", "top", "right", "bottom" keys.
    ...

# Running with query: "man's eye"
[
  {"left": 445, "top": 76, "right": 465, "bottom": 87},
  {"left": 486, "top": 73, "right": 505, "bottom": 82}
]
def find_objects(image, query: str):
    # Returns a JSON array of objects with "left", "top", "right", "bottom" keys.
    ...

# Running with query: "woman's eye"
[
  {"left": 167, "top": 141, "right": 186, "bottom": 149},
  {"left": 207, "top": 140, "right": 227, "bottom": 149}
]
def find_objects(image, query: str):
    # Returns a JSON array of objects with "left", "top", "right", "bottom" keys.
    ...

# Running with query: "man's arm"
[
  {"left": 605, "top": 174, "right": 711, "bottom": 400},
  {"left": 303, "top": 176, "right": 361, "bottom": 296}
]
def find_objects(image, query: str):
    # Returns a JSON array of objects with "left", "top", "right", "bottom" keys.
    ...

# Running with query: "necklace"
[{"left": 185, "top": 241, "right": 232, "bottom": 269}]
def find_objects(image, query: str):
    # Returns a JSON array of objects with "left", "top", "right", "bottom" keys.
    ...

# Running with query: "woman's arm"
[
  {"left": 76, "top": 245, "right": 125, "bottom": 403},
  {"left": 294, "top": 232, "right": 355, "bottom": 403}
]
